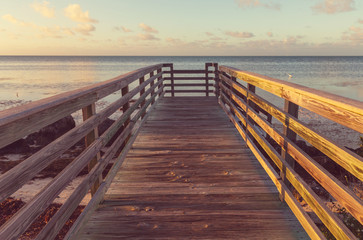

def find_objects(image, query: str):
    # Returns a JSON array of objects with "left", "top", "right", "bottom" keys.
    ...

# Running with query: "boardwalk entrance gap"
[{"left": 0, "top": 63, "right": 362, "bottom": 239}]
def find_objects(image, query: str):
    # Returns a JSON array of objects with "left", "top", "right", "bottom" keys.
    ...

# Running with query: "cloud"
[
  {"left": 267, "top": 32, "right": 273, "bottom": 37},
  {"left": 225, "top": 31, "right": 254, "bottom": 38},
  {"left": 64, "top": 4, "right": 98, "bottom": 23},
  {"left": 2, "top": 13, "right": 92, "bottom": 38},
  {"left": 342, "top": 26, "right": 363, "bottom": 43},
  {"left": 31, "top": 1, "right": 55, "bottom": 18},
  {"left": 166, "top": 37, "right": 184, "bottom": 44},
  {"left": 38, "top": 26, "right": 63, "bottom": 38},
  {"left": 2, "top": 14, "right": 18, "bottom": 24},
  {"left": 139, "top": 23, "right": 158, "bottom": 33},
  {"left": 62, "top": 28, "right": 74, "bottom": 36},
  {"left": 7, "top": 33, "right": 22, "bottom": 40},
  {"left": 282, "top": 35, "right": 304, "bottom": 45},
  {"left": 211, "top": 36, "right": 223, "bottom": 41},
  {"left": 137, "top": 33, "right": 159, "bottom": 41},
  {"left": 359, "top": 19, "right": 363, "bottom": 24},
  {"left": 312, "top": 0, "right": 355, "bottom": 14},
  {"left": 205, "top": 32, "right": 214, "bottom": 36},
  {"left": 121, "top": 26, "right": 132, "bottom": 32},
  {"left": 235, "top": 0, "right": 280, "bottom": 10},
  {"left": 114, "top": 26, "right": 132, "bottom": 32},
  {"left": 2, "top": 14, "right": 34, "bottom": 27},
  {"left": 118, "top": 38, "right": 127, "bottom": 46},
  {"left": 74, "top": 23, "right": 96, "bottom": 36}
]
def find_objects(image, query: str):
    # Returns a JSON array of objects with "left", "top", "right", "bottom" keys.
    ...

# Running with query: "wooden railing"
[
  {"left": 218, "top": 66, "right": 363, "bottom": 240},
  {"left": 0, "top": 64, "right": 165, "bottom": 240},
  {"left": 0, "top": 63, "right": 362, "bottom": 239},
  {"left": 163, "top": 63, "right": 219, "bottom": 97}
]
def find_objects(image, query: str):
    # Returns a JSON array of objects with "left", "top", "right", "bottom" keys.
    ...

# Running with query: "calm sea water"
[{"left": 0, "top": 56, "right": 362, "bottom": 106}]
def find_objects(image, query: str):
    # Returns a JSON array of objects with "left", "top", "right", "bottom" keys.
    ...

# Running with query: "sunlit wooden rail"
[{"left": 0, "top": 63, "right": 362, "bottom": 239}]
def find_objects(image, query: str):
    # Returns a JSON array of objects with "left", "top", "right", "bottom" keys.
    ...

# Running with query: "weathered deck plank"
[{"left": 76, "top": 97, "right": 308, "bottom": 239}]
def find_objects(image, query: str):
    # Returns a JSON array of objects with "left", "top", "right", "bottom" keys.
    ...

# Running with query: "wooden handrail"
[
  {"left": 163, "top": 63, "right": 218, "bottom": 97},
  {"left": 219, "top": 66, "right": 363, "bottom": 133},
  {"left": 0, "top": 64, "right": 163, "bottom": 149},
  {"left": 0, "top": 64, "right": 165, "bottom": 239},
  {"left": 218, "top": 66, "right": 363, "bottom": 240}
]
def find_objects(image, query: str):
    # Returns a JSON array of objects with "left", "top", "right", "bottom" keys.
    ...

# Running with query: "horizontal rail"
[
  {"left": 164, "top": 77, "right": 214, "bottom": 80},
  {"left": 218, "top": 66, "right": 363, "bottom": 240},
  {"left": 165, "top": 83, "right": 214, "bottom": 87},
  {"left": 164, "top": 63, "right": 218, "bottom": 97},
  {"left": 164, "top": 70, "right": 214, "bottom": 74},
  {"left": 165, "top": 90, "right": 214, "bottom": 93},
  {"left": 0, "top": 64, "right": 163, "bottom": 149},
  {"left": 219, "top": 74, "right": 363, "bottom": 182},
  {"left": 220, "top": 66, "right": 363, "bottom": 133}
]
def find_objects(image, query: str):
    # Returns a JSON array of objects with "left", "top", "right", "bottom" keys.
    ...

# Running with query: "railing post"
[
  {"left": 82, "top": 103, "right": 101, "bottom": 196},
  {"left": 229, "top": 76, "right": 237, "bottom": 117},
  {"left": 213, "top": 63, "right": 219, "bottom": 98},
  {"left": 279, "top": 100, "right": 298, "bottom": 201},
  {"left": 139, "top": 76, "right": 146, "bottom": 119},
  {"left": 150, "top": 71, "right": 155, "bottom": 105},
  {"left": 205, "top": 63, "right": 209, "bottom": 97},
  {"left": 282, "top": 100, "right": 298, "bottom": 167},
  {"left": 121, "top": 85, "right": 131, "bottom": 147},
  {"left": 170, "top": 64, "right": 175, "bottom": 97},
  {"left": 245, "top": 83, "right": 256, "bottom": 132},
  {"left": 157, "top": 68, "right": 162, "bottom": 97}
]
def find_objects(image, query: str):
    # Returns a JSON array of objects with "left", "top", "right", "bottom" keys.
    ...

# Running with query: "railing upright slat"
[
  {"left": 214, "top": 63, "right": 220, "bottom": 98},
  {"left": 205, "top": 63, "right": 209, "bottom": 96},
  {"left": 170, "top": 64, "right": 175, "bottom": 97},
  {"left": 139, "top": 76, "right": 146, "bottom": 119},
  {"left": 150, "top": 71, "right": 155, "bottom": 105},
  {"left": 280, "top": 100, "right": 299, "bottom": 188},
  {"left": 157, "top": 68, "right": 162, "bottom": 97},
  {"left": 82, "top": 103, "right": 101, "bottom": 196},
  {"left": 121, "top": 85, "right": 130, "bottom": 148}
]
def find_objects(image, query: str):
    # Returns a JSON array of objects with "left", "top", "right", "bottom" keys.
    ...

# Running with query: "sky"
[{"left": 0, "top": 0, "right": 362, "bottom": 56}]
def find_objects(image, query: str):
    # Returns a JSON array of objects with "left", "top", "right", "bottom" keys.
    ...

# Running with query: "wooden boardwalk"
[{"left": 76, "top": 97, "right": 308, "bottom": 239}]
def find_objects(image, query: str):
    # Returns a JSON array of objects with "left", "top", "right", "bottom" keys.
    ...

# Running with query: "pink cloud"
[
  {"left": 139, "top": 23, "right": 158, "bottom": 33},
  {"left": 138, "top": 33, "right": 159, "bottom": 41},
  {"left": 342, "top": 26, "right": 363, "bottom": 43},
  {"left": 312, "top": 0, "right": 355, "bottom": 14},
  {"left": 121, "top": 26, "right": 132, "bottom": 33},
  {"left": 225, "top": 31, "right": 254, "bottom": 38},
  {"left": 235, "top": 0, "right": 280, "bottom": 10},
  {"left": 74, "top": 23, "right": 96, "bottom": 36},
  {"left": 31, "top": 1, "right": 55, "bottom": 18},
  {"left": 64, "top": 4, "right": 98, "bottom": 23}
]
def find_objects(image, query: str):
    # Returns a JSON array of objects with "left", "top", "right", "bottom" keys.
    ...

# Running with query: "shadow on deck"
[{"left": 75, "top": 97, "right": 308, "bottom": 239}]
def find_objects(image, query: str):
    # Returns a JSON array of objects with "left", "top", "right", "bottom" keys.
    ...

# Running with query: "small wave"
[
  {"left": 334, "top": 81, "right": 362, "bottom": 87},
  {"left": 0, "top": 77, "right": 14, "bottom": 81},
  {"left": 0, "top": 100, "right": 32, "bottom": 111}
]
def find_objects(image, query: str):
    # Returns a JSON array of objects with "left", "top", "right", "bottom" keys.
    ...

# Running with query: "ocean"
[
  {"left": 0, "top": 56, "right": 362, "bottom": 104},
  {"left": 0, "top": 56, "right": 362, "bottom": 147}
]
